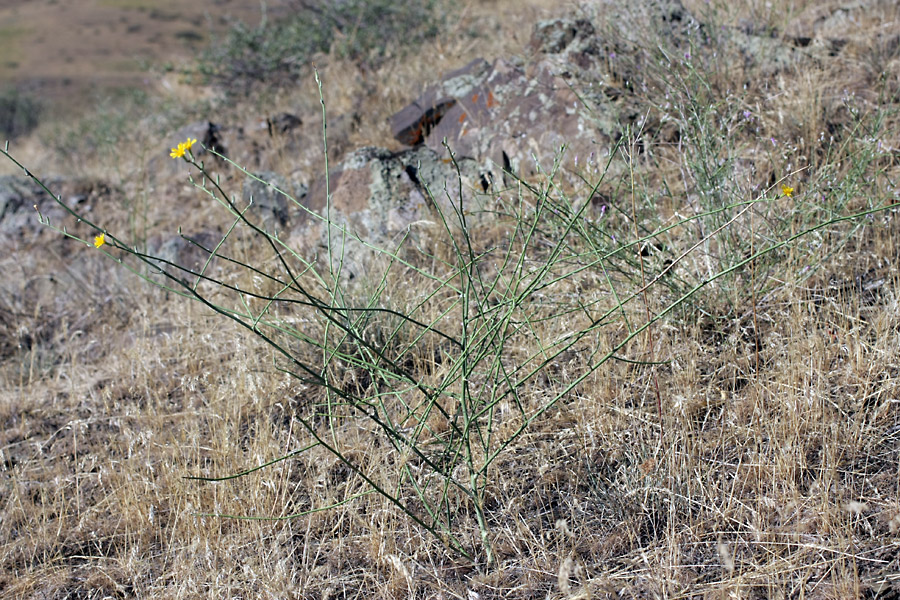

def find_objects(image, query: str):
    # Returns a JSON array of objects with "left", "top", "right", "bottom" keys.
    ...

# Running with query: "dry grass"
[{"left": 2, "top": 0, "right": 900, "bottom": 598}]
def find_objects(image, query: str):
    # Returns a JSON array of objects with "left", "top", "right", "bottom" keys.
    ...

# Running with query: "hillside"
[{"left": 2, "top": 0, "right": 900, "bottom": 598}]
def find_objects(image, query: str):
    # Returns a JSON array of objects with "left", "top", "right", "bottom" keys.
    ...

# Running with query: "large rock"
[
  {"left": 388, "top": 0, "right": 848, "bottom": 180},
  {"left": 0, "top": 175, "right": 115, "bottom": 242},
  {"left": 388, "top": 6, "right": 695, "bottom": 179},
  {"left": 389, "top": 52, "right": 618, "bottom": 181},
  {"left": 242, "top": 171, "right": 308, "bottom": 234},
  {"left": 147, "top": 229, "right": 224, "bottom": 278},
  {"left": 293, "top": 145, "right": 489, "bottom": 281},
  {"left": 301, "top": 145, "right": 486, "bottom": 236},
  {"left": 392, "top": 49, "right": 611, "bottom": 180}
]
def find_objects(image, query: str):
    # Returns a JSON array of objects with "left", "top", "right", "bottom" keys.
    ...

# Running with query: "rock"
[
  {"left": 148, "top": 230, "right": 224, "bottom": 277},
  {"left": 0, "top": 175, "right": 52, "bottom": 245},
  {"left": 171, "top": 120, "right": 227, "bottom": 159},
  {"left": 730, "top": 33, "right": 805, "bottom": 75},
  {"left": 390, "top": 58, "right": 491, "bottom": 147},
  {"left": 530, "top": 18, "right": 595, "bottom": 55},
  {"left": 390, "top": 52, "right": 623, "bottom": 181},
  {"left": 266, "top": 112, "right": 302, "bottom": 136},
  {"left": 295, "top": 145, "right": 489, "bottom": 282},
  {"left": 0, "top": 175, "right": 115, "bottom": 241},
  {"left": 0, "top": 175, "right": 42, "bottom": 225},
  {"left": 242, "top": 171, "right": 308, "bottom": 234},
  {"left": 302, "top": 145, "right": 477, "bottom": 237}
]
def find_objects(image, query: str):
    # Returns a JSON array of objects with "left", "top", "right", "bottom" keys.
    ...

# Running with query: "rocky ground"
[{"left": 2, "top": 0, "right": 900, "bottom": 598}]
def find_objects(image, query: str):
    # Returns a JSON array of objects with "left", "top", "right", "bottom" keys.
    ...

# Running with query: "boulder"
[
  {"left": 294, "top": 145, "right": 489, "bottom": 281},
  {"left": 389, "top": 58, "right": 492, "bottom": 147},
  {"left": 390, "top": 53, "right": 622, "bottom": 182},
  {"left": 147, "top": 230, "right": 224, "bottom": 278},
  {"left": 242, "top": 171, "right": 308, "bottom": 234},
  {"left": 0, "top": 175, "right": 115, "bottom": 242},
  {"left": 301, "top": 145, "right": 485, "bottom": 237},
  {"left": 388, "top": 0, "right": 848, "bottom": 181}
]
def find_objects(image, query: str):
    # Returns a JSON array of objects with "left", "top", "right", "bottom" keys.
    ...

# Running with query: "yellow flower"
[
  {"left": 781, "top": 184, "right": 794, "bottom": 198},
  {"left": 94, "top": 233, "right": 106, "bottom": 248},
  {"left": 169, "top": 137, "right": 197, "bottom": 159}
]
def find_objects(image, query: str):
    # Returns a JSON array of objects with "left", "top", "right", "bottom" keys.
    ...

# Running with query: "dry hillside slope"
[{"left": 1, "top": 0, "right": 900, "bottom": 598}]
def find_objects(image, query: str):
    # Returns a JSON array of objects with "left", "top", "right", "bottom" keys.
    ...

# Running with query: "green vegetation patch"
[
  {"left": 0, "top": 87, "right": 42, "bottom": 140},
  {"left": 199, "top": 0, "right": 448, "bottom": 96}
]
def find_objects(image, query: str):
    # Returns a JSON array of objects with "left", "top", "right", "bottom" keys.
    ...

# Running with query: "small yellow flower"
[
  {"left": 169, "top": 137, "right": 197, "bottom": 159},
  {"left": 94, "top": 233, "right": 106, "bottom": 248},
  {"left": 781, "top": 184, "right": 794, "bottom": 198}
]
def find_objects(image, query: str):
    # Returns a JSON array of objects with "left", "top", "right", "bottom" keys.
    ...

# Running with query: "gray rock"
[
  {"left": 391, "top": 52, "right": 623, "bottom": 181},
  {"left": 529, "top": 18, "right": 595, "bottom": 55},
  {"left": 0, "top": 175, "right": 42, "bottom": 225},
  {"left": 0, "top": 175, "right": 114, "bottom": 240},
  {"left": 147, "top": 230, "right": 224, "bottom": 278},
  {"left": 295, "top": 145, "right": 490, "bottom": 282},
  {"left": 303, "top": 145, "right": 479, "bottom": 235},
  {"left": 242, "top": 171, "right": 308, "bottom": 234}
]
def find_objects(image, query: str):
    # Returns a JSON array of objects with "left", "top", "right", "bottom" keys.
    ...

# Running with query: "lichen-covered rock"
[
  {"left": 0, "top": 175, "right": 115, "bottom": 241},
  {"left": 388, "top": 0, "right": 847, "bottom": 182},
  {"left": 294, "top": 145, "right": 489, "bottom": 282},
  {"left": 390, "top": 53, "right": 624, "bottom": 181},
  {"left": 530, "top": 18, "right": 595, "bottom": 55},
  {"left": 242, "top": 171, "right": 308, "bottom": 234},
  {"left": 148, "top": 229, "right": 224, "bottom": 276},
  {"left": 303, "top": 145, "right": 485, "bottom": 238},
  {"left": 390, "top": 58, "right": 491, "bottom": 147}
]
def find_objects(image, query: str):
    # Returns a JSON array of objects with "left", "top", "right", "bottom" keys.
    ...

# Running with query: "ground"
[{"left": 1, "top": 1, "right": 899, "bottom": 598}]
